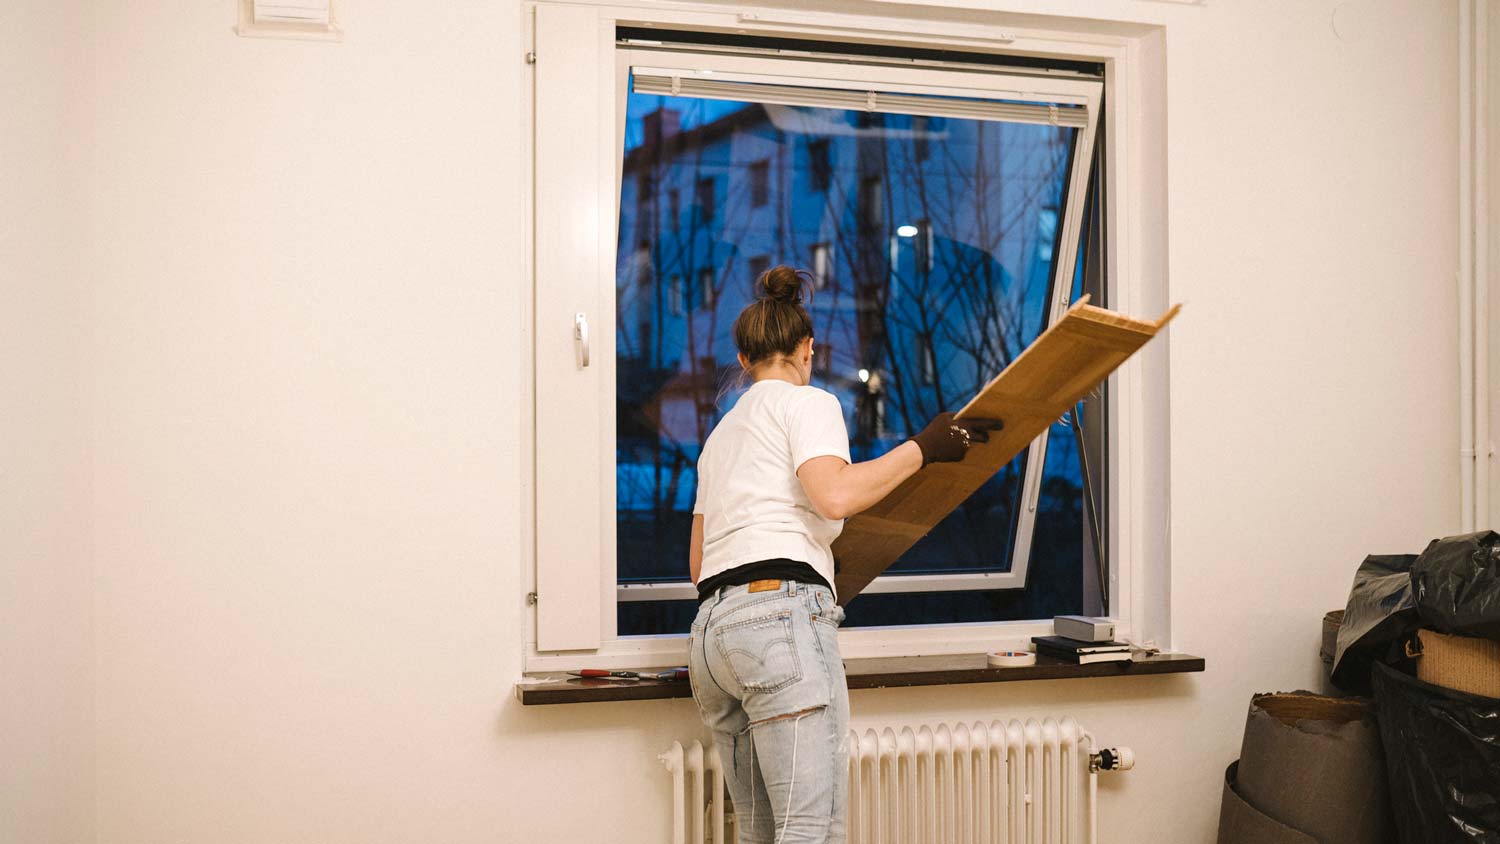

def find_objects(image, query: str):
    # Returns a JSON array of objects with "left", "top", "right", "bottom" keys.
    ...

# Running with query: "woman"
[{"left": 687, "top": 265, "right": 1000, "bottom": 843}]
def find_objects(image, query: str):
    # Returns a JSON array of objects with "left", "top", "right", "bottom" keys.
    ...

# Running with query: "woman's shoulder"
[{"left": 777, "top": 383, "right": 845, "bottom": 414}]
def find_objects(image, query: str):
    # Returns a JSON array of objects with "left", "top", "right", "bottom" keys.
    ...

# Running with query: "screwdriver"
[{"left": 569, "top": 667, "right": 688, "bottom": 682}]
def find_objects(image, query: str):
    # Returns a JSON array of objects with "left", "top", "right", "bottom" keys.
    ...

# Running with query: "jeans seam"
[{"left": 699, "top": 595, "right": 732, "bottom": 699}]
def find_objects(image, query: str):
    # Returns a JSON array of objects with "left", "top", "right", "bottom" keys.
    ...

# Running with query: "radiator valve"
[{"left": 1090, "top": 746, "right": 1135, "bottom": 773}]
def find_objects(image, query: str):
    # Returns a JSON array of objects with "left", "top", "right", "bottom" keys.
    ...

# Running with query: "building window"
[
  {"left": 748, "top": 255, "right": 771, "bottom": 285},
  {"left": 697, "top": 268, "right": 715, "bottom": 311},
  {"left": 695, "top": 176, "right": 716, "bottom": 223},
  {"left": 638, "top": 171, "right": 655, "bottom": 203},
  {"left": 633, "top": 241, "right": 651, "bottom": 288},
  {"left": 750, "top": 159, "right": 770, "bottom": 207},
  {"left": 914, "top": 115, "right": 929, "bottom": 163},
  {"left": 810, "top": 243, "right": 833, "bottom": 291},
  {"left": 668, "top": 188, "right": 680, "bottom": 233},
  {"left": 669, "top": 273, "right": 683, "bottom": 315},
  {"left": 808, "top": 138, "right": 832, "bottom": 192},
  {"left": 915, "top": 219, "right": 932, "bottom": 273},
  {"left": 859, "top": 177, "right": 884, "bottom": 231}
]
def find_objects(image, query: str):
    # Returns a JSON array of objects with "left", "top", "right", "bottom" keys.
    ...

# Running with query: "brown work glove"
[{"left": 909, "top": 412, "right": 1003, "bottom": 466}]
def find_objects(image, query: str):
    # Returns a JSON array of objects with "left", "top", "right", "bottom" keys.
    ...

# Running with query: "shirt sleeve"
[
  {"left": 692, "top": 447, "right": 707, "bottom": 515},
  {"left": 788, "top": 389, "right": 852, "bottom": 471}
]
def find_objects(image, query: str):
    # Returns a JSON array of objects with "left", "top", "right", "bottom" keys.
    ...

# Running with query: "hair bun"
[{"left": 758, "top": 265, "right": 807, "bottom": 304}]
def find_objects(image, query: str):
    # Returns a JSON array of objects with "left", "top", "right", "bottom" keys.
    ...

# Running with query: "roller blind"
[{"left": 631, "top": 72, "right": 1088, "bottom": 128}]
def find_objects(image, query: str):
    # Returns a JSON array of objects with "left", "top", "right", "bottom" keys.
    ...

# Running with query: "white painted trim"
[
  {"left": 1462, "top": 0, "right": 1490, "bottom": 532},
  {"left": 523, "top": 0, "right": 1170, "bottom": 672},
  {"left": 533, "top": 3, "right": 610, "bottom": 650},
  {"left": 1480, "top": 0, "right": 1491, "bottom": 529},
  {"left": 525, "top": 616, "right": 1067, "bottom": 673},
  {"left": 624, "top": 56, "right": 1100, "bottom": 105},
  {"left": 616, "top": 568, "right": 1029, "bottom": 602}
]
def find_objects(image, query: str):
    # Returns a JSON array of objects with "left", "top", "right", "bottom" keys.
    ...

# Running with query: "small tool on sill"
[{"left": 568, "top": 668, "right": 688, "bottom": 682}]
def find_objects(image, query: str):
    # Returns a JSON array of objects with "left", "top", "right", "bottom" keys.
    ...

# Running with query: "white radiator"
[{"left": 660, "top": 718, "right": 1130, "bottom": 844}]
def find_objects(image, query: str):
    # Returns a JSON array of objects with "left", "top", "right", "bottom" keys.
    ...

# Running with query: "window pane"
[{"left": 616, "top": 76, "right": 1078, "bottom": 634}]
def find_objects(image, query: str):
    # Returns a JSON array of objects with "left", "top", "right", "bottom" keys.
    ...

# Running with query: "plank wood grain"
[{"left": 834, "top": 297, "right": 1180, "bottom": 602}]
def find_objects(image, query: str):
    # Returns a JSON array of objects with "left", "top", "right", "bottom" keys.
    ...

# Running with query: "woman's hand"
[{"left": 908, "top": 412, "right": 1004, "bottom": 466}]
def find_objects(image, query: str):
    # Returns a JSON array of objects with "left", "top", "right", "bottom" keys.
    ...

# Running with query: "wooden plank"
[
  {"left": 514, "top": 652, "right": 1206, "bottom": 705},
  {"left": 833, "top": 297, "right": 1180, "bottom": 602}
]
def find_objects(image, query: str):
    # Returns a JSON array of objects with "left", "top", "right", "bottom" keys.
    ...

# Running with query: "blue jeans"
[{"left": 688, "top": 580, "right": 849, "bottom": 844}]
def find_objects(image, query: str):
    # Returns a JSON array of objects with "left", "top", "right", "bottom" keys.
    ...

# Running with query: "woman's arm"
[
  {"left": 796, "top": 442, "right": 922, "bottom": 521},
  {"left": 689, "top": 514, "right": 704, "bottom": 584},
  {"left": 796, "top": 413, "right": 1002, "bottom": 521}
]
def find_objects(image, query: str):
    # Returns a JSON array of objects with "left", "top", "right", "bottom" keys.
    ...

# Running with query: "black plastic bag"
[
  {"left": 1412, "top": 531, "right": 1500, "bottom": 639},
  {"left": 1332, "top": 531, "right": 1500, "bottom": 693},
  {"left": 1331, "top": 554, "right": 1418, "bottom": 694},
  {"left": 1371, "top": 662, "right": 1500, "bottom": 844}
]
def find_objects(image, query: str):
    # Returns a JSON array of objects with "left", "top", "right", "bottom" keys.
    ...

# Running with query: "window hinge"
[
  {"left": 526, "top": 591, "right": 538, "bottom": 605},
  {"left": 525, "top": 51, "right": 536, "bottom": 64}
]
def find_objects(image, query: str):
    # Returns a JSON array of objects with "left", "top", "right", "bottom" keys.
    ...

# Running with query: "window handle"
[{"left": 574, "top": 312, "right": 590, "bottom": 368}]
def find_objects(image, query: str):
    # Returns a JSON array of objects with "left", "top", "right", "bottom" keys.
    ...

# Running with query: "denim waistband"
[{"left": 706, "top": 578, "right": 824, "bottom": 603}]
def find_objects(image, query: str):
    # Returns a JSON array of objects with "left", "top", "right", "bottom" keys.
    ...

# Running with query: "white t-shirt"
[{"left": 693, "top": 379, "right": 852, "bottom": 596}]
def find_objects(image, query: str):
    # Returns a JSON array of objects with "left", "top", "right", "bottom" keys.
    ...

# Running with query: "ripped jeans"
[{"left": 688, "top": 580, "right": 849, "bottom": 844}]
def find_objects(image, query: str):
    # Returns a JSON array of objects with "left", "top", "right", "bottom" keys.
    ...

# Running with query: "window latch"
[{"left": 575, "top": 312, "right": 590, "bottom": 368}]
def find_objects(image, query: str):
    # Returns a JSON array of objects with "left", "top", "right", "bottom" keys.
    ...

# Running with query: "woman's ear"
[{"left": 737, "top": 352, "right": 751, "bottom": 372}]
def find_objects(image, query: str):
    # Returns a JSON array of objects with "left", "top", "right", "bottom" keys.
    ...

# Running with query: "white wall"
[
  {"left": 0, "top": 2, "right": 95, "bottom": 843},
  {"left": 75, "top": 1, "right": 1459, "bottom": 843}
]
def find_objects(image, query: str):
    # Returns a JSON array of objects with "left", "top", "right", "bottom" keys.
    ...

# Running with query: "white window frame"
[{"left": 521, "top": 0, "right": 1170, "bottom": 673}]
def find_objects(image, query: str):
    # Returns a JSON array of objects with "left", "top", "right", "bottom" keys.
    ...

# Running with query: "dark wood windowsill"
[{"left": 515, "top": 652, "right": 1205, "bottom": 705}]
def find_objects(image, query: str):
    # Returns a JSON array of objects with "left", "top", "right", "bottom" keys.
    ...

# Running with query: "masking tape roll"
[{"left": 987, "top": 650, "right": 1037, "bottom": 668}]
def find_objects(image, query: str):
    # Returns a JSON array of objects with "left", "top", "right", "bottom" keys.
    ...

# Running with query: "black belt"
[{"left": 696, "top": 558, "right": 831, "bottom": 603}]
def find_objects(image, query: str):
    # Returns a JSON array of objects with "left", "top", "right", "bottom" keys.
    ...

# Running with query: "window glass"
[{"left": 616, "top": 79, "right": 1081, "bottom": 634}]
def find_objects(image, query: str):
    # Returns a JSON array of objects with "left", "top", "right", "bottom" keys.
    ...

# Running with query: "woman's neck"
[{"left": 751, "top": 361, "right": 805, "bottom": 386}]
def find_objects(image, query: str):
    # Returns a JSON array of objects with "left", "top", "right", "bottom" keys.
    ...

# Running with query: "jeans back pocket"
[{"left": 712, "top": 610, "right": 801, "bottom": 694}]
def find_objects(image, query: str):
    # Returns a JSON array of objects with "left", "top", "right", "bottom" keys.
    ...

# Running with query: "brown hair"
[{"left": 732, "top": 265, "right": 814, "bottom": 366}]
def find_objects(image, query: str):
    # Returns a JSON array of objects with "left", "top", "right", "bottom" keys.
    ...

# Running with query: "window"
[
  {"left": 750, "top": 159, "right": 770, "bottom": 207},
  {"left": 611, "top": 52, "right": 1099, "bottom": 636},
  {"left": 668, "top": 188, "right": 680, "bottom": 233},
  {"left": 808, "top": 138, "right": 832, "bottom": 192},
  {"left": 633, "top": 241, "right": 651, "bottom": 288},
  {"left": 747, "top": 255, "right": 771, "bottom": 284},
  {"left": 859, "top": 176, "right": 883, "bottom": 231},
  {"left": 810, "top": 243, "right": 832, "bottom": 291},
  {"left": 531, "top": 8, "right": 1117, "bottom": 665},
  {"left": 695, "top": 176, "right": 716, "bottom": 223},
  {"left": 697, "top": 268, "right": 715, "bottom": 311}
]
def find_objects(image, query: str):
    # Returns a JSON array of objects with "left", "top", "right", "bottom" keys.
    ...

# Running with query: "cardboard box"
[{"left": 1415, "top": 629, "right": 1500, "bottom": 699}]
